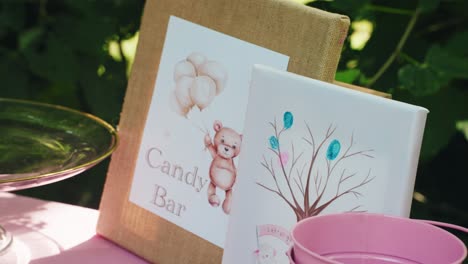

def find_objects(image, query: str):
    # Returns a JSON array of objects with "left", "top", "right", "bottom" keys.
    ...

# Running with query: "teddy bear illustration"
[
  {"left": 204, "top": 120, "right": 242, "bottom": 214},
  {"left": 254, "top": 243, "right": 279, "bottom": 264}
]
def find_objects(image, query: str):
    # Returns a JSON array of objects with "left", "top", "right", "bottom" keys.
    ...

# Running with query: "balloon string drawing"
[{"left": 258, "top": 111, "right": 376, "bottom": 222}]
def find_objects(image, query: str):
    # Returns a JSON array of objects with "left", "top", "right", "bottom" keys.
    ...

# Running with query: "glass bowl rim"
[{"left": 0, "top": 97, "right": 118, "bottom": 185}]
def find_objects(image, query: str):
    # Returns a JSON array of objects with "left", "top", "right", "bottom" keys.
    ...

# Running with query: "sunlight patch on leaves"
[
  {"left": 107, "top": 32, "right": 139, "bottom": 75},
  {"left": 121, "top": 32, "right": 139, "bottom": 75},
  {"left": 335, "top": 69, "right": 360, "bottom": 83},
  {"left": 288, "top": 0, "right": 316, "bottom": 4},
  {"left": 97, "top": 65, "right": 106, "bottom": 77},
  {"left": 456, "top": 120, "right": 468, "bottom": 141},
  {"left": 350, "top": 20, "right": 373, "bottom": 50},
  {"left": 108, "top": 41, "right": 122, "bottom": 61},
  {"left": 413, "top": 192, "right": 427, "bottom": 203}
]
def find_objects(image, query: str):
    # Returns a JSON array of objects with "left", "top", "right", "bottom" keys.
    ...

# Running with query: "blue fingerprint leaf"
[
  {"left": 326, "top": 140, "right": 341, "bottom": 160},
  {"left": 269, "top": 136, "right": 279, "bottom": 150},
  {"left": 283, "top": 111, "right": 294, "bottom": 129}
]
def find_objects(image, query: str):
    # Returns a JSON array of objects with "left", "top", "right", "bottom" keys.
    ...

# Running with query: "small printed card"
[
  {"left": 128, "top": 16, "right": 289, "bottom": 247},
  {"left": 222, "top": 65, "right": 428, "bottom": 264}
]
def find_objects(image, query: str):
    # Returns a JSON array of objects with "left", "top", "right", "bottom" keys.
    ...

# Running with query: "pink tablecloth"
[{"left": 0, "top": 192, "right": 148, "bottom": 264}]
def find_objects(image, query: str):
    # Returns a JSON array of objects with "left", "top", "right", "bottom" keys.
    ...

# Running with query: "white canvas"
[
  {"left": 222, "top": 65, "right": 428, "bottom": 264},
  {"left": 128, "top": 17, "right": 289, "bottom": 248}
]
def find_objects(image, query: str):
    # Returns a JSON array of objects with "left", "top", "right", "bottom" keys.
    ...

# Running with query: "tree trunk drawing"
[{"left": 257, "top": 112, "right": 375, "bottom": 222}]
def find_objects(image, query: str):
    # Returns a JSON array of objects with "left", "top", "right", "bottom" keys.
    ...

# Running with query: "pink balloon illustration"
[
  {"left": 278, "top": 151, "right": 289, "bottom": 166},
  {"left": 170, "top": 52, "right": 228, "bottom": 117}
]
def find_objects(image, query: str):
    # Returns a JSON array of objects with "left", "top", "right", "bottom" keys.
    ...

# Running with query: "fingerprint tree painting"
[{"left": 257, "top": 111, "right": 376, "bottom": 221}]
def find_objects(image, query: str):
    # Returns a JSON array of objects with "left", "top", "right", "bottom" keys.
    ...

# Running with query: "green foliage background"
[
  {"left": 1, "top": 0, "right": 144, "bottom": 208},
  {"left": 1, "top": 0, "right": 467, "bottom": 245}
]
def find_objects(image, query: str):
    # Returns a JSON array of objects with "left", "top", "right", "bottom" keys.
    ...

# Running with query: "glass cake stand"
[{"left": 0, "top": 98, "right": 118, "bottom": 261}]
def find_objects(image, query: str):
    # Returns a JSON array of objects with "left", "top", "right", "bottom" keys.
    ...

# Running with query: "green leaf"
[
  {"left": 36, "top": 83, "right": 81, "bottom": 110},
  {"left": 392, "top": 86, "right": 468, "bottom": 161},
  {"left": 0, "top": 3, "right": 25, "bottom": 31},
  {"left": 52, "top": 15, "right": 114, "bottom": 58},
  {"left": 335, "top": 69, "right": 361, "bottom": 83},
  {"left": 426, "top": 45, "right": 468, "bottom": 79},
  {"left": 18, "top": 27, "right": 44, "bottom": 51},
  {"left": 398, "top": 64, "right": 443, "bottom": 96},
  {"left": 418, "top": 0, "right": 440, "bottom": 13},
  {"left": 24, "top": 35, "right": 79, "bottom": 84},
  {"left": 444, "top": 31, "right": 468, "bottom": 56},
  {"left": 0, "top": 59, "right": 29, "bottom": 98},
  {"left": 79, "top": 59, "right": 126, "bottom": 123},
  {"left": 331, "top": 0, "right": 370, "bottom": 14}
]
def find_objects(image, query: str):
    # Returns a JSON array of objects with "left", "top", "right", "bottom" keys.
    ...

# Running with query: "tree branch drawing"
[{"left": 256, "top": 111, "right": 376, "bottom": 221}]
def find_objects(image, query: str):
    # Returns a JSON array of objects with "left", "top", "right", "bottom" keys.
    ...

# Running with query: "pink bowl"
[
  {"left": 291, "top": 213, "right": 467, "bottom": 264},
  {"left": 287, "top": 247, "right": 296, "bottom": 264}
]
